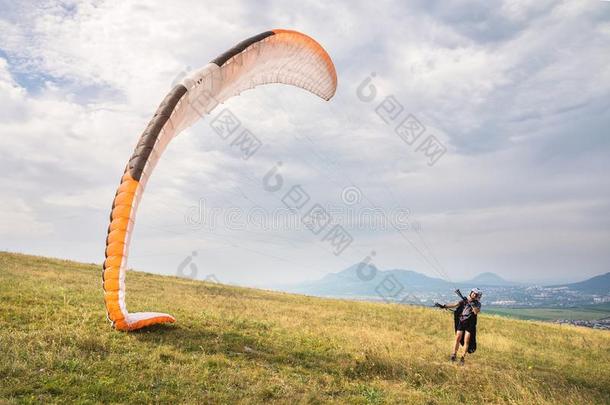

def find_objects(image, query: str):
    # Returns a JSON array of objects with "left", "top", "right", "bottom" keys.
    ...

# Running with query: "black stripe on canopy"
[
  {"left": 127, "top": 84, "right": 187, "bottom": 181},
  {"left": 211, "top": 31, "right": 275, "bottom": 67}
]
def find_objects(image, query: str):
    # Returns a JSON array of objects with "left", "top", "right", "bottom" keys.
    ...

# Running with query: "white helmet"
[{"left": 470, "top": 288, "right": 483, "bottom": 299}]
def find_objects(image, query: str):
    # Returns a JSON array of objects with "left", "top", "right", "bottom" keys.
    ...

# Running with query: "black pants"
[{"left": 457, "top": 316, "right": 476, "bottom": 334}]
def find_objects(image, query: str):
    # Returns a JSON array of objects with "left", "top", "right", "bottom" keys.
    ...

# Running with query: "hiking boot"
[
  {"left": 450, "top": 354, "right": 456, "bottom": 362},
  {"left": 459, "top": 356, "right": 465, "bottom": 365}
]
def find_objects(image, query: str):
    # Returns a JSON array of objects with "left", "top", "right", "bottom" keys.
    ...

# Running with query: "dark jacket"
[{"left": 454, "top": 300, "right": 477, "bottom": 353}]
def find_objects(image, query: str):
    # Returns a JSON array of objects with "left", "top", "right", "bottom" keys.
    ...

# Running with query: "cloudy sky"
[{"left": 1, "top": 0, "right": 609, "bottom": 287}]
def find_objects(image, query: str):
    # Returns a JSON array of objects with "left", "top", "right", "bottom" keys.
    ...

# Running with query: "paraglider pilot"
[{"left": 437, "top": 288, "right": 482, "bottom": 364}]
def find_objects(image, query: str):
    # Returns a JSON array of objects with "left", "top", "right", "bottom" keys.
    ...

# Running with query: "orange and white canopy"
[{"left": 103, "top": 29, "right": 337, "bottom": 331}]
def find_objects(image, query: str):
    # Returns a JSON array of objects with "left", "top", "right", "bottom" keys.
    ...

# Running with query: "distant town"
[
  {"left": 281, "top": 265, "right": 610, "bottom": 330},
  {"left": 553, "top": 318, "right": 610, "bottom": 331},
  {"left": 413, "top": 285, "right": 610, "bottom": 308}
]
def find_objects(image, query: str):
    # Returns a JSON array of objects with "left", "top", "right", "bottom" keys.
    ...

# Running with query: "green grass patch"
[{"left": 1, "top": 251, "right": 609, "bottom": 404}]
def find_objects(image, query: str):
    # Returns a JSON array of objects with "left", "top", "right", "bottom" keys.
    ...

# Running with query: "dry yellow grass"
[{"left": 1, "top": 251, "right": 609, "bottom": 404}]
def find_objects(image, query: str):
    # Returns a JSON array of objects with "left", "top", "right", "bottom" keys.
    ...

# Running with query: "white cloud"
[
  {"left": 0, "top": 0, "right": 609, "bottom": 284},
  {"left": 0, "top": 196, "right": 54, "bottom": 237}
]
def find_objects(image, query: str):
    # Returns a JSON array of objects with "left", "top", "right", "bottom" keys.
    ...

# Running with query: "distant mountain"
[
  {"left": 553, "top": 272, "right": 610, "bottom": 294},
  {"left": 285, "top": 266, "right": 523, "bottom": 300},
  {"left": 464, "top": 272, "right": 520, "bottom": 287},
  {"left": 280, "top": 264, "right": 610, "bottom": 307},
  {"left": 284, "top": 263, "right": 452, "bottom": 299}
]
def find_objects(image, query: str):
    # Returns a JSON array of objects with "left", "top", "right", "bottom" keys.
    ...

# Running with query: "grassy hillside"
[{"left": 1, "top": 252, "right": 609, "bottom": 404}]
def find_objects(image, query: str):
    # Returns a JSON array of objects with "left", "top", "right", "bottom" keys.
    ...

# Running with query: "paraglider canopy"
[{"left": 103, "top": 29, "right": 338, "bottom": 331}]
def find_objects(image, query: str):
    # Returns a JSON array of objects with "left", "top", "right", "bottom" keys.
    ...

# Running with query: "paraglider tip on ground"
[{"left": 102, "top": 29, "right": 338, "bottom": 331}]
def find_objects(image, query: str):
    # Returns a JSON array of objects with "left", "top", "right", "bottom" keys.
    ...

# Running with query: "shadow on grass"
[{"left": 130, "top": 322, "right": 412, "bottom": 381}]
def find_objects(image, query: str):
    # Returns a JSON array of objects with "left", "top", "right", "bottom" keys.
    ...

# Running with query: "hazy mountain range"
[
  {"left": 280, "top": 263, "right": 610, "bottom": 300},
  {"left": 551, "top": 272, "right": 610, "bottom": 295}
]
